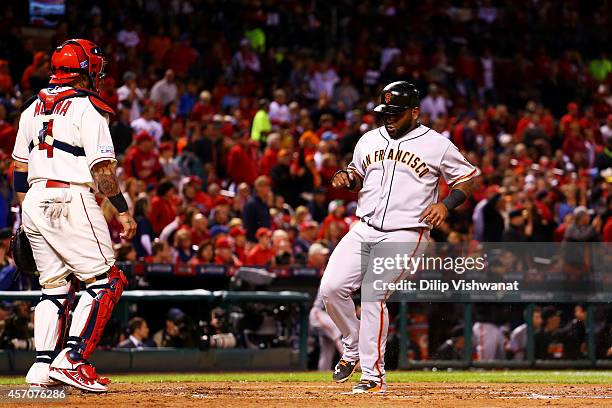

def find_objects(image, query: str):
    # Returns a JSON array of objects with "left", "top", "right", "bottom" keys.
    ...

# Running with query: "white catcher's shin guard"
[{"left": 26, "top": 282, "right": 76, "bottom": 387}]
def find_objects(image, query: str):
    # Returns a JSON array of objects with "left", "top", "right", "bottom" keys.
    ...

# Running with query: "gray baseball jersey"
[{"left": 347, "top": 124, "right": 479, "bottom": 230}]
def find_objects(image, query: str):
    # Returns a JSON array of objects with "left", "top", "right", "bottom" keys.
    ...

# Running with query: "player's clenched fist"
[
  {"left": 332, "top": 169, "right": 357, "bottom": 190},
  {"left": 117, "top": 212, "right": 137, "bottom": 239},
  {"left": 419, "top": 203, "right": 449, "bottom": 228}
]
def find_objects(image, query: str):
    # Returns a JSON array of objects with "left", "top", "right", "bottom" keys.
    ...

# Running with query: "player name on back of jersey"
[
  {"left": 33, "top": 99, "right": 72, "bottom": 117},
  {"left": 362, "top": 147, "right": 430, "bottom": 178}
]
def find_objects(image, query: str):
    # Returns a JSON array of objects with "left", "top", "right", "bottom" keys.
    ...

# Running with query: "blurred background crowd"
[{"left": 0, "top": 0, "right": 610, "bottom": 365}]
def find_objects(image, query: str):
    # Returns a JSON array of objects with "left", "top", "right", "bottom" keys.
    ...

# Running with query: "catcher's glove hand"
[{"left": 10, "top": 227, "right": 37, "bottom": 276}]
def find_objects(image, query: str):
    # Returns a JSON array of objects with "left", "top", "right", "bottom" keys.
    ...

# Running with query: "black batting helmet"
[{"left": 373, "top": 81, "right": 420, "bottom": 114}]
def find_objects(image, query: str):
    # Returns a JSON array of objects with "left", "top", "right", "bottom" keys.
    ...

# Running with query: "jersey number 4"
[{"left": 38, "top": 119, "right": 55, "bottom": 158}]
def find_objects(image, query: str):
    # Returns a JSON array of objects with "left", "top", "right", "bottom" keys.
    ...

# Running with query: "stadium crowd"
[{"left": 0, "top": 0, "right": 611, "bottom": 361}]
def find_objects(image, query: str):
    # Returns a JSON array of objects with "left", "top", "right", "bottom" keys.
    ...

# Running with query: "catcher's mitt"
[{"left": 9, "top": 227, "right": 37, "bottom": 276}]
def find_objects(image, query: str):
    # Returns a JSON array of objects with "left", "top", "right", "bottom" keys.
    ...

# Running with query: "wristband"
[
  {"left": 442, "top": 189, "right": 467, "bottom": 211},
  {"left": 13, "top": 171, "right": 29, "bottom": 193},
  {"left": 109, "top": 193, "right": 129, "bottom": 213}
]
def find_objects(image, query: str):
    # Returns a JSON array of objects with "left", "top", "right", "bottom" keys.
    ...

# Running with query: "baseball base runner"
[
  {"left": 11, "top": 39, "right": 136, "bottom": 392},
  {"left": 321, "top": 81, "right": 480, "bottom": 393}
]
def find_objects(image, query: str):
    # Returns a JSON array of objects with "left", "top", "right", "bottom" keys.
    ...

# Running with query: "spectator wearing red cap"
[
  {"left": 245, "top": 227, "right": 275, "bottom": 266},
  {"left": 294, "top": 221, "right": 318, "bottom": 264},
  {"left": 123, "top": 130, "right": 163, "bottom": 185},
  {"left": 229, "top": 226, "right": 248, "bottom": 263},
  {"left": 150, "top": 181, "right": 179, "bottom": 235},
  {"left": 214, "top": 237, "right": 242, "bottom": 267}
]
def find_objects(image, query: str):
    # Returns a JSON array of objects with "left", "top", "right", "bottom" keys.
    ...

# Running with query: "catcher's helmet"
[
  {"left": 50, "top": 39, "right": 106, "bottom": 93},
  {"left": 373, "top": 81, "right": 420, "bottom": 114}
]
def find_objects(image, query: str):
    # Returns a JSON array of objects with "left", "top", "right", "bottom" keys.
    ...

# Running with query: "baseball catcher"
[{"left": 11, "top": 39, "right": 136, "bottom": 392}]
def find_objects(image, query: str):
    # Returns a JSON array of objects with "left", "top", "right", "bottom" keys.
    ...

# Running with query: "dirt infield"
[{"left": 8, "top": 381, "right": 612, "bottom": 407}]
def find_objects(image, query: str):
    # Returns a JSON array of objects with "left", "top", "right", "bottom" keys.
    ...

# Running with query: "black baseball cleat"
[
  {"left": 332, "top": 359, "right": 359, "bottom": 383},
  {"left": 352, "top": 379, "right": 385, "bottom": 394}
]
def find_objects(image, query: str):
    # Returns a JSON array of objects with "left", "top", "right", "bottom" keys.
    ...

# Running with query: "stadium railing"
[{"left": 0, "top": 289, "right": 311, "bottom": 373}]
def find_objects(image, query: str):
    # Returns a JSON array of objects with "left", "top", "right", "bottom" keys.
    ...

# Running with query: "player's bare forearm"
[
  {"left": 92, "top": 160, "right": 136, "bottom": 239},
  {"left": 91, "top": 160, "right": 121, "bottom": 197},
  {"left": 453, "top": 178, "right": 475, "bottom": 198},
  {"left": 420, "top": 178, "right": 476, "bottom": 228}
]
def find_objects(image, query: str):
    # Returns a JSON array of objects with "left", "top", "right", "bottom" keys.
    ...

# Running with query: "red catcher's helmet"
[{"left": 50, "top": 39, "right": 106, "bottom": 93}]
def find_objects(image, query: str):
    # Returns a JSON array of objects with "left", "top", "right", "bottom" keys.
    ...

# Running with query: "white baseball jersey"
[
  {"left": 12, "top": 86, "right": 116, "bottom": 187},
  {"left": 347, "top": 124, "right": 479, "bottom": 230}
]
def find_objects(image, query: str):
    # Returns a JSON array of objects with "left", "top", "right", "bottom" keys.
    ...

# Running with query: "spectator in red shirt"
[
  {"left": 149, "top": 181, "right": 179, "bottom": 235},
  {"left": 181, "top": 176, "right": 210, "bottom": 213},
  {"left": 123, "top": 131, "right": 163, "bottom": 185},
  {"left": 229, "top": 226, "right": 248, "bottom": 263},
  {"left": 20, "top": 51, "right": 47, "bottom": 91},
  {"left": 214, "top": 237, "right": 242, "bottom": 267},
  {"left": 189, "top": 212, "right": 210, "bottom": 246},
  {"left": 227, "top": 135, "right": 258, "bottom": 185},
  {"left": 0, "top": 60, "right": 12, "bottom": 93},
  {"left": 307, "top": 242, "right": 330, "bottom": 270},
  {"left": 190, "top": 90, "right": 217, "bottom": 122},
  {"left": 163, "top": 35, "right": 198, "bottom": 77},
  {"left": 560, "top": 102, "right": 580, "bottom": 137},
  {"left": 603, "top": 216, "right": 612, "bottom": 242},
  {"left": 100, "top": 77, "right": 119, "bottom": 112},
  {"left": 318, "top": 200, "right": 349, "bottom": 240},
  {"left": 0, "top": 107, "right": 17, "bottom": 154},
  {"left": 259, "top": 133, "right": 280, "bottom": 176},
  {"left": 245, "top": 227, "right": 275, "bottom": 266}
]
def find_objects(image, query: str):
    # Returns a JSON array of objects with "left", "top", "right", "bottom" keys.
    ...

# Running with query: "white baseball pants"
[{"left": 320, "top": 221, "right": 428, "bottom": 388}]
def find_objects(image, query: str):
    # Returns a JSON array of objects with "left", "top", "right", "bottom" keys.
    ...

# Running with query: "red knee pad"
[
  {"left": 107, "top": 264, "right": 128, "bottom": 300},
  {"left": 81, "top": 265, "right": 127, "bottom": 360}
]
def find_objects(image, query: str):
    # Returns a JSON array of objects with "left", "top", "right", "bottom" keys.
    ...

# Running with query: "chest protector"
[{"left": 22, "top": 87, "right": 114, "bottom": 157}]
